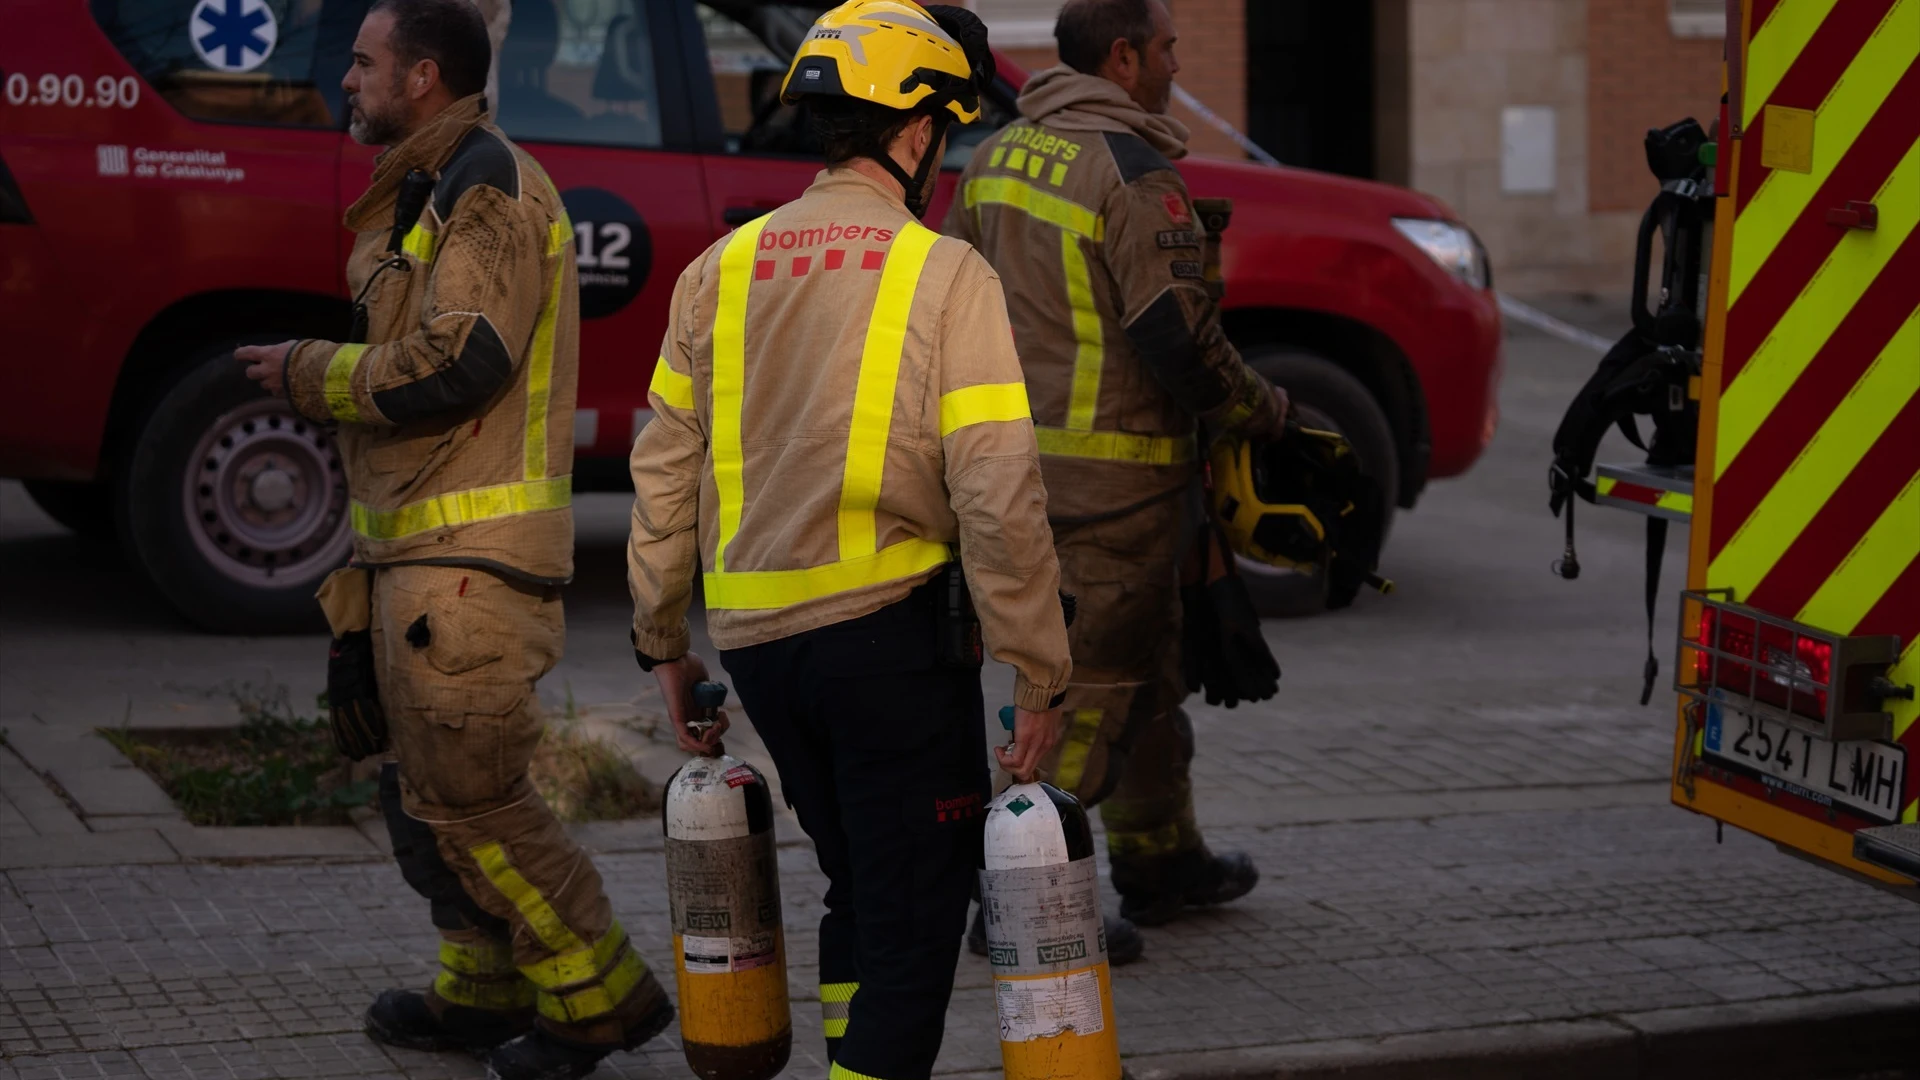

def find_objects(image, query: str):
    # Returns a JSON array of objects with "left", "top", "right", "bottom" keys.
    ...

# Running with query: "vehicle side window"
[
  {"left": 494, "top": 0, "right": 663, "bottom": 149},
  {"left": 90, "top": 0, "right": 337, "bottom": 127},
  {"left": 694, "top": 3, "right": 814, "bottom": 156}
]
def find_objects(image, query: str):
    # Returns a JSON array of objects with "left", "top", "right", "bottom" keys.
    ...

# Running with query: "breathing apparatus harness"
[{"left": 1547, "top": 117, "right": 1715, "bottom": 703}]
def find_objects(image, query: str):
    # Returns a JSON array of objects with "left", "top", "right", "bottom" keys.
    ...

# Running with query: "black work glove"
[
  {"left": 327, "top": 629, "right": 389, "bottom": 761},
  {"left": 1181, "top": 528, "right": 1281, "bottom": 708}
]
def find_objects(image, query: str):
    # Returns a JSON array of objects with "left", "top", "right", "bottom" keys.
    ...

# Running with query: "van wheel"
[
  {"left": 23, "top": 480, "right": 117, "bottom": 544},
  {"left": 118, "top": 346, "right": 351, "bottom": 633},
  {"left": 1237, "top": 347, "right": 1398, "bottom": 618}
]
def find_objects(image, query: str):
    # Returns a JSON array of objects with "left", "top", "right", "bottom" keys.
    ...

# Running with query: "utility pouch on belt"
[
  {"left": 316, "top": 567, "right": 388, "bottom": 761},
  {"left": 934, "top": 560, "right": 984, "bottom": 668}
]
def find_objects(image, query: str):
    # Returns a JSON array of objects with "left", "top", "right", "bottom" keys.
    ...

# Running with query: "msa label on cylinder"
[
  {"left": 995, "top": 970, "right": 1105, "bottom": 1042},
  {"left": 979, "top": 857, "right": 1104, "bottom": 975},
  {"left": 680, "top": 932, "right": 778, "bottom": 975}
]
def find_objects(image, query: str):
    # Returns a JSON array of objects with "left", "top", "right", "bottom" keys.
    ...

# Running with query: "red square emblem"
[
  {"left": 754, "top": 259, "right": 775, "bottom": 281},
  {"left": 861, "top": 249, "right": 886, "bottom": 271},
  {"left": 1162, "top": 193, "right": 1191, "bottom": 225}
]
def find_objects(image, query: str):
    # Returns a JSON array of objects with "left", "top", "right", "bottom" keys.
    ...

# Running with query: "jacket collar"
[
  {"left": 345, "top": 94, "right": 490, "bottom": 231},
  {"left": 803, "top": 166, "right": 915, "bottom": 219}
]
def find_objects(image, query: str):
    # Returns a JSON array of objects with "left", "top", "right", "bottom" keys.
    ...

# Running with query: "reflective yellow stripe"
[
  {"left": 939, "top": 382, "right": 1030, "bottom": 437},
  {"left": 351, "top": 476, "right": 570, "bottom": 540},
  {"left": 650, "top": 357, "right": 695, "bottom": 410},
  {"left": 549, "top": 216, "right": 571, "bottom": 258},
  {"left": 711, "top": 216, "right": 773, "bottom": 573},
  {"left": 536, "top": 947, "right": 648, "bottom": 1023},
  {"left": 470, "top": 842, "right": 586, "bottom": 955},
  {"left": 820, "top": 981, "right": 856, "bottom": 1039},
  {"left": 1710, "top": 311, "right": 1920, "bottom": 598},
  {"left": 705, "top": 538, "right": 949, "bottom": 611},
  {"left": 1730, "top": 2, "right": 1917, "bottom": 306},
  {"left": 1106, "top": 821, "right": 1184, "bottom": 858},
  {"left": 524, "top": 257, "right": 564, "bottom": 481},
  {"left": 829, "top": 1063, "right": 888, "bottom": 1080},
  {"left": 1795, "top": 470, "right": 1920, "bottom": 636},
  {"left": 1061, "top": 231, "right": 1105, "bottom": 430},
  {"left": 1035, "top": 425, "right": 1196, "bottom": 465},
  {"left": 1718, "top": 139, "right": 1919, "bottom": 476},
  {"left": 1744, "top": 0, "right": 1841, "bottom": 123},
  {"left": 1052, "top": 708, "right": 1102, "bottom": 792},
  {"left": 439, "top": 939, "right": 517, "bottom": 977},
  {"left": 1594, "top": 476, "right": 1697, "bottom": 516},
  {"left": 1049, "top": 161, "right": 1068, "bottom": 187},
  {"left": 324, "top": 343, "right": 368, "bottom": 423},
  {"left": 522, "top": 921, "right": 631, "bottom": 990},
  {"left": 434, "top": 969, "right": 535, "bottom": 1011},
  {"left": 963, "top": 176, "right": 1105, "bottom": 240},
  {"left": 840, "top": 222, "right": 940, "bottom": 559},
  {"left": 402, "top": 222, "right": 436, "bottom": 263}
]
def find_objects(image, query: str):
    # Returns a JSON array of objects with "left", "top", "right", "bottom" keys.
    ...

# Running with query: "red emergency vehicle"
[{"left": 0, "top": 0, "right": 1501, "bottom": 631}]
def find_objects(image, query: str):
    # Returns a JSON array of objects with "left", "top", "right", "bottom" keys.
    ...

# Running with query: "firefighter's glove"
[
  {"left": 1181, "top": 529, "right": 1280, "bottom": 708},
  {"left": 327, "top": 630, "right": 388, "bottom": 761}
]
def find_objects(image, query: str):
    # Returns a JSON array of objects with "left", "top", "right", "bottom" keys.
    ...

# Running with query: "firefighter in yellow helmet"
[
  {"left": 944, "top": 0, "right": 1287, "bottom": 948},
  {"left": 626, "top": 4, "right": 1072, "bottom": 1077}
]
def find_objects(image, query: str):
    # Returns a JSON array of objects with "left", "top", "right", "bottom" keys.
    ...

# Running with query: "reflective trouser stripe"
[
  {"left": 1035, "top": 426, "right": 1197, "bottom": 465},
  {"left": 1052, "top": 708, "right": 1103, "bottom": 792},
  {"left": 710, "top": 216, "right": 770, "bottom": 573},
  {"left": 1106, "top": 820, "right": 1185, "bottom": 858},
  {"left": 961, "top": 176, "right": 1105, "bottom": 240},
  {"left": 650, "top": 356, "right": 695, "bottom": 410},
  {"left": 829, "top": 1064, "right": 889, "bottom": 1080},
  {"left": 324, "top": 343, "right": 369, "bottom": 423},
  {"left": 820, "top": 981, "right": 858, "bottom": 1040},
  {"left": 705, "top": 217, "right": 953, "bottom": 609},
  {"left": 939, "top": 382, "right": 1031, "bottom": 437},
  {"left": 434, "top": 969, "right": 535, "bottom": 1010},
  {"left": 1061, "top": 231, "right": 1104, "bottom": 431},
  {"left": 705, "top": 538, "right": 949, "bottom": 611},
  {"left": 402, "top": 222, "right": 436, "bottom": 262},
  {"left": 439, "top": 938, "right": 517, "bottom": 976},
  {"left": 352, "top": 475, "right": 570, "bottom": 540},
  {"left": 470, "top": 843, "right": 644, "bottom": 1023},
  {"left": 839, "top": 223, "right": 940, "bottom": 559},
  {"left": 537, "top": 947, "right": 648, "bottom": 1024},
  {"left": 471, "top": 842, "right": 586, "bottom": 955},
  {"left": 523, "top": 921, "right": 631, "bottom": 988}
]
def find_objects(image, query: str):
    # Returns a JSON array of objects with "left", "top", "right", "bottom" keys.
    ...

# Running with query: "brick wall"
[{"left": 1587, "top": 0, "right": 1724, "bottom": 213}]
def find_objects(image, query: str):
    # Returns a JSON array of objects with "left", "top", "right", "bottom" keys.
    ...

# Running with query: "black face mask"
[{"left": 871, "top": 112, "right": 953, "bottom": 219}]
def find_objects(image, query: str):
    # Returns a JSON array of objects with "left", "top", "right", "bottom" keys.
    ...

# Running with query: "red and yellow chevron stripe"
[{"left": 1689, "top": 0, "right": 1920, "bottom": 840}]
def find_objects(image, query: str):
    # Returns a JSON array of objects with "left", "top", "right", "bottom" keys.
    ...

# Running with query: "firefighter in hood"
[
  {"left": 237, "top": 1, "right": 671, "bottom": 1076},
  {"left": 627, "top": 3, "right": 1072, "bottom": 1076},
  {"left": 943, "top": 0, "right": 1285, "bottom": 949}
]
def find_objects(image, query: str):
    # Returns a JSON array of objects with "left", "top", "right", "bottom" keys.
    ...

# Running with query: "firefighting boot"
[
  {"left": 1114, "top": 848, "right": 1260, "bottom": 927},
  {"left": 363, "top": 989, "right": 532, "bottom": 1053},
  {"left": 483, "top": 996, "right": 675, "bottom": 1080},
  {"left": 966, "top": 904, "right": 1146, "bottom": 966}
]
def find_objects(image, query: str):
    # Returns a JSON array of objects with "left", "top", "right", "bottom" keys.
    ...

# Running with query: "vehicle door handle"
[
  {"left": 1826, "top": 201, "right": 1878, "bottom": 231},
  {"left": 723, "top": 206, "right": 775, "bottom": 226}
]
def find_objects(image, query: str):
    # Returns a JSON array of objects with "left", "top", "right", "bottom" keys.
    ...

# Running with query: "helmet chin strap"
[{"left": 871, "top": 113, "right": 953, "bottom": 219}]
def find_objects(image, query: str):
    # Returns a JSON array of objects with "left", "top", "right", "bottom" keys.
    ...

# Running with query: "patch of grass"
[
  {"left": 102, "top": 686, "right": 375, "bottom": 827},
  {"left": 106, "top": 683, "right": 657, "bottom": 827}
]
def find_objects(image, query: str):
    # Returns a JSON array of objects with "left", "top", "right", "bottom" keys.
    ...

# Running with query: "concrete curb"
[{"left": 1095, "top": 986, "right": 1920, "bottom": 1080}]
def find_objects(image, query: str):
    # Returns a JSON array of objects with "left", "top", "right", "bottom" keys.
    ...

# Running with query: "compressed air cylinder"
[
  {"left": 663, "top": 750, "right": 791, "bottom": 1080},
  {"left": 981, "top": 781, "right": 1122, "bottom": 1080}
]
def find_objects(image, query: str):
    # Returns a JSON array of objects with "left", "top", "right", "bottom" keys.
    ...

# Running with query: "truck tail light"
[{"left": 1677, "top": 592, "right": 1898, "bottom": 742}]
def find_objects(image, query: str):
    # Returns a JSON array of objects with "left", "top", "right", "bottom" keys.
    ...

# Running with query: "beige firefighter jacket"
[
  {"left": 628, "top": 169, "right": 1072, "bottom": 711},
  {"left": 286, "top": 95, "right": 579, "bottom": 583},
  {"left": 942, "top": 67, "right": 1280, "bottom": 519}
]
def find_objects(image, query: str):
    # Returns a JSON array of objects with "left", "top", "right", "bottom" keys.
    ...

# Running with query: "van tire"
[
  {"left": 117, "top": 344, "right": 351, "bottom": 634},
  {"left": 1237, "top": 347, "right": 1398, "bottom": 618}
]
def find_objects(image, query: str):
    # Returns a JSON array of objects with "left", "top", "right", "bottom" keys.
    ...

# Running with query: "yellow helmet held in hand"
[
  {"left": 1208, "top": 424, "right": 1394, "bottom": 609},
  {"left": 781, "top": 0, "right": 987, "bottom": 124}
]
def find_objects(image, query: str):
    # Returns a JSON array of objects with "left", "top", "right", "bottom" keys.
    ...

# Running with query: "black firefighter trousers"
[{"left": 722, "top": 582, "right": 988, "bottom": 1080}]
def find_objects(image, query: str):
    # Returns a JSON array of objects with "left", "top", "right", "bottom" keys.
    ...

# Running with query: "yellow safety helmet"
[
  {"left": 1209, "top": 425, "right": 1394, "bottom": 609},
  {"left": 781, "top": 0, "right": 985, "bottom": 125}
]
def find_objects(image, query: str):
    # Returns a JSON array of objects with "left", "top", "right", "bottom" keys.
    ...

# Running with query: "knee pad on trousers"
[{"left": 380, "top": 763, "right": 511, "bottom": 937}]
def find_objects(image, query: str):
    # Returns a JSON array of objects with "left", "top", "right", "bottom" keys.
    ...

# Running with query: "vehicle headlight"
[{"left": 1391, "top": 218, "right": 1491, "bottom": 290}]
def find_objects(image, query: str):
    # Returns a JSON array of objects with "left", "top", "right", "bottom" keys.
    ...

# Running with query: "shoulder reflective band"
[
  {"left": 820, "top": 980, "right": 858, "bottom": 1040},
  {"left": 705, "top": 537, "right": 950, "bottom": 611},
  {"left": 939, "top": 382, "right": 1030, "bottom": 437},
  {"left": 324, "top": 343, "right": 369, "bottom": 423},
  {"left": 840, "top": 222, "right": 940, "bottom": 559},
  {"left": 650, "top": 358, "right": 695, "bottom": 410},
  {"left": 962, "top": 176, "right": 1106, "bottom": 241},
  {"left": 351, "top": 475, "right": 570, "bottom": 540},
  {"left": 1062, "top": 231, "right": 1104, "bottom": 431},
  {"left": 710, "top": 215, "right": 773, "bottom": 574},
  {"left": 402, "top": 222, "right": 436, "bottom": 263},
  {"left": 549, "top": 215, "right": 572, "bottom": 258},
  {"left": 1034, "top": 425, "right": 1196, "bottom": 465}
]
